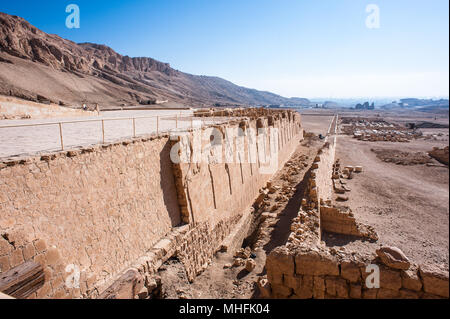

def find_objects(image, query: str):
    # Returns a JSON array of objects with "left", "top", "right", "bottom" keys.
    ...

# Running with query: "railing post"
[
  {"left": 101, "top": 120, "right": 105, "bottom": 143},
  {"left": 132, "top": 118, "right": 136, "bottom": 138},
  {"left": 157, "top": 116, "right": 159, "bottom": 135},
  {"left": 58, "top": 123, "right": 64, "bottom": 151}
]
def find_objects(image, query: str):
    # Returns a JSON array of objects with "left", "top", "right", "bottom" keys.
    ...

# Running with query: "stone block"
[
  {"left": 313, "top": 276, "right": 325, "bottom": 299},
  {"left": 401, "top": 267, "right": 422, "bottom": 292},
  {"left": 325, "top": 277, "right": 336, "bottom": 296},
  {"left": 10, "top": 248, "right": 24, "bottom": 268},
  {"left": 419, "top": 265, "right": 449, "bottom": 298},
  {"left": 377, "top": 288, "right": 400, "bottom": 299},
  {"left": 295, "top": 250, "right": 339, "bottom": 276},
  {"left": 245, "top": 259, "right": 256, "bottom": 272},
  {"left": 0, "top": 238, "right": 12, "bottom": 256},
  {"left": 266, "top": 248, "right": 295, "bottom": 276},
  {"left": 271, "top": 284, "right": 292, "bottom": 298},
  {"left": 362, "top": 288, "right": 378, "bottom": 299},
  {"left": 45, "top": 247, "right": 61, "bottom": 266},
  {"left": 0, "top": 255, "right": 10, "bottom": 272},
  {"left": 380, "top": 266, "right": 402, "bottom": 290},
  {"left": 34, "top": 239, "right": 47, "bottom": 253},
  {"left": 349, "top": 284, "right": 362, "bottom": 299},
  {"left": 23, "top": 243, "right": 36, "bottom": 261},
  {"left": 335, "top": 278, "right": 349, "bottom": 298},
  {"left": 294, "top": 275, "right": 313, "bottom": 299},
  {"left": 283, "top": 275, "right": 300, "bottom": 290},
  {"left": 398, "top": 289, "right": 419, "bottom": 299},
  {"left": 376, "top": 246, "right": 410, "bottom": 270},
  {"left": 341, "top": 261, "right": 361, "bottom": 283}
]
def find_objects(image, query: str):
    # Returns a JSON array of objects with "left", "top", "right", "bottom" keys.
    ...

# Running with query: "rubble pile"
[
  {"left": 331, "top": 159, "right": 364, "bottom": 201},
  {"left": 340, "top": 117, "right": 421, "bottom": 142},
  {"left": 371, "top": 148, "right": 433, "bottom": 166},
  {"left": 428, "top": 146, "right": 449, "bottom": 166}
]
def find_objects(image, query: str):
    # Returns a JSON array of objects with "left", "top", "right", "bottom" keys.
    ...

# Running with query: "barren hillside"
[{"left": 0, "top": 12, "right": 309, "bottom": 108}]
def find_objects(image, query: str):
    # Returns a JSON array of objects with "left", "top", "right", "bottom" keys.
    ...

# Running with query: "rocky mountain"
[
  {"left": 0, "top": 12, "right": 309, "bottom": 107},
  {"left": 380, "top": 98, "right": 449, "bottom": 114}
]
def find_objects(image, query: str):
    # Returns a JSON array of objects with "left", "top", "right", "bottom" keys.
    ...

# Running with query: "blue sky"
[{"left": 1, "top": 0, "right": 448, "bottom": 99}]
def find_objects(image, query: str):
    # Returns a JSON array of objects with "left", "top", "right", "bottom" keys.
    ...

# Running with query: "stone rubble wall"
[
  {"left": 266, "top": 246, "right": 449, "bottom": 299},
  {"left": 319, "top": 205, "right": 377, "bottom": 240},
  {"left": 308, "top": 138, "right": 336, "bottom": 207}
]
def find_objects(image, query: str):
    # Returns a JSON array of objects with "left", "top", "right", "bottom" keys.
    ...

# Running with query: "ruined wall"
[
  {"left": 171, "top": 111, "right": 303, "bottom": 281},
  {"left": 265, "top": 122, "right": 448, "bottom": 299},
  {"left": 0, "top": 109, "right": 303, "bottom": 299},
  {"left": 309, "top": 137, "right": 336, "bottom": 205},
  {"left": 0, "top": 135, "right": 181, "bottom": 298},
  {"left": 266, "top": 246, "right": 449, "bottom": 299}
]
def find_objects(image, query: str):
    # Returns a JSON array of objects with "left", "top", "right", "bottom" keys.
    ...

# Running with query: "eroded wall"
[{"left": 171, "top": 111, "right": 303, "bottom": 281}]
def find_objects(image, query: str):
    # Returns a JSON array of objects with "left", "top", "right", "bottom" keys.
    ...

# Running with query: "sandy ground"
[
  {"left": 300, "top": 115, "right": 334, "bottom": 135},
  {"left": 329, "top": 130, "right": 449, "bottom": 271},
  {"left": 0, "top": 109, "right": 230, "bottom": 158}
]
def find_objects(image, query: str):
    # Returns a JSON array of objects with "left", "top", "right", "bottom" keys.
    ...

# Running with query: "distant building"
[{"left": 355, "top": 101, "right": 375, "bottom": 110}]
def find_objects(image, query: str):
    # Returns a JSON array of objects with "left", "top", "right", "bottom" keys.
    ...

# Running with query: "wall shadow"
[
  {"left": 263, "top": 166, "right": 313, "bottom": 253},
  {"left": 159, "top": 141, "right": 182, "bottom": 227}
]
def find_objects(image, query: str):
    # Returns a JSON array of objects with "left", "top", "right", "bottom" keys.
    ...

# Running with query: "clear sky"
[{"left": 1, "top": 0, "right": 448, "bottom": 99}]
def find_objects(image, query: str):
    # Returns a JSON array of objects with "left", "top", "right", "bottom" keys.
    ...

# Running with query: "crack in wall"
[{"left": 207, "top": 164, "right": 217, "bottom": 209}]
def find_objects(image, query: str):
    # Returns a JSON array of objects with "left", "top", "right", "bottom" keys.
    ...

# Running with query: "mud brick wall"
[
  {"left": 266, "top": 246, "right": 449, "bottom": 299},
  {"left": 0, "top": 135, "right": 181, "bottom": 298}
]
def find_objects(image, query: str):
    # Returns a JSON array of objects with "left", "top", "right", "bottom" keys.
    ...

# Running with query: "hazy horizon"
[{"left": 1, "top": 0, "right": 448, "bottom": 100}]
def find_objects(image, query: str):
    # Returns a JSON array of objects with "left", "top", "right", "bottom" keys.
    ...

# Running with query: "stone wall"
[
  {"left": 265, "top": 121, "right": 449, "bottom": 299},
  {"left": 0, "top": 135, "right": 181, "bottom": 298},
  {"left": 308, "top": 137, "right": 336, "bottom": 206},
  {"left": 170, "top": 110, "right": 303, "bottom": 282},
  {"left": 266, "top": 245, "right": 449, "bottom": 299},
  {"left": 0, "top": 109, "right": 303, "bottom": 299}
]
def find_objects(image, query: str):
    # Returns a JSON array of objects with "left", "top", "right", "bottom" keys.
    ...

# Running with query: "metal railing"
[{"left": 0, "top": 110, "right": 240, "bottom": 155}]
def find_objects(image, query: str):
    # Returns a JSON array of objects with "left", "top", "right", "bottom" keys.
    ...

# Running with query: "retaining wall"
[{"left": 0, "top": 109, "right": 303, "bottom": 298}]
